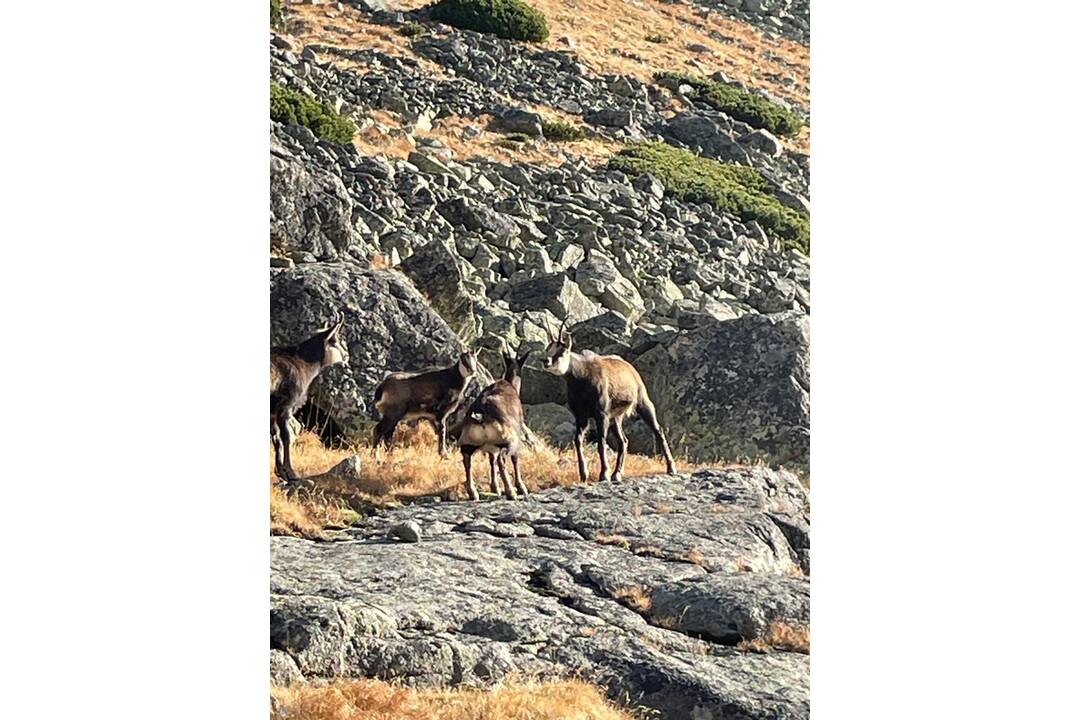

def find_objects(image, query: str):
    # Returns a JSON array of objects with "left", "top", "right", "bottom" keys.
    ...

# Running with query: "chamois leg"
[
  {"left": 497, "top": 453, "right": 517, "bottom": 500},
  {"left": 595, "top": 412, "right": 611, "bottom": 483},
  {"left": 611, "top": 416, "right": 628, "bottom": 483},
  {"left": 511, "top": 453, "right": 528, "bottom": 499},
  {"left": 488, "top": 453, "right": 500, "bottom": 494},
  {"left": 372, "top": 413, "right": 401, "bottom": 451},
  {"left": 572, "top": 416, "right": 589, "bottom": 484},
  {"left": 277, "top": 412, "right": 300, "bottom": 483},
  {"left": 639, "top": 399, "right": 676, "bottom": 475},
  {"left": 271, "top": 416, "right": 285, "bottom": 479},
  {"left": 435, "top": 415, "right": 449, "bottom": 457},
  {"left": 462, "top": 448, "right": 479, "bottom": 501}
]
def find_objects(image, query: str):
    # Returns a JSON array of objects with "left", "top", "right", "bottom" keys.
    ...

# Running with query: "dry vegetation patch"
[
  {"left": 352, "top": 111, "right": 617, "bottom": 166},
  {"left": 287, "top": 1, "right": 808, "bottom": 150},
  {"left": 611, "top": 585, "right": 653, "bottom": 613},
  {"left": 315, "top": 0, "right": 808, "bottom": 110},
  {"left": 271, "top": 677, "right": 636, "bottom": 720},
  {"left": 737, "top": 621, "right": 810, "bottom": 654},
  {"left": 271, "top": 426, "right": 694, "bottom": 538}
]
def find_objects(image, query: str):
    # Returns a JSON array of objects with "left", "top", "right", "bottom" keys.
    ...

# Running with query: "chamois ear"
[
  {"left": 517, "top": 349, "right": 533, "bottom": 367},
  {"left": 563, "top": 332, "right": 573, "bottom": 351}
]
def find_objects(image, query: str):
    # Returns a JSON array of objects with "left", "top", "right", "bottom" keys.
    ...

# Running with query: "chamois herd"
[{"left": 270, "top": 313, "right": 677, "bottom": 499}]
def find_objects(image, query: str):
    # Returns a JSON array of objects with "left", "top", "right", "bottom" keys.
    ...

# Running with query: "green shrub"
[
  {"left": 541, "top": 119, "right": 586, "bottom": 142},
  {"left": 644, "top": 33, "right": 670, "bottom": 44},
  {"left": 271, "top": 0, "right": 284, "bottom": 28},
  {"left": 429, "top": 0, "right": 549, "bottom": 42},
  {"left": 270, "top": 82, "right": 357, "bottom": 144},
  {"left": 399, "top": 22, "right": 428, "bottom": 37},
  {"left": 495, "top": 132, "right": 532, "bottom": 150},
  {"left": 610, "top": 142, "right": 809, "bottom": 253},
  {"left": 656, "top": 71, "right": 803, "bottom": 137}
]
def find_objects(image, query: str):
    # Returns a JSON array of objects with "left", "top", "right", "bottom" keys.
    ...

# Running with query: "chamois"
[
  {"left": 271, "top": 313, "right": 348, "bottom": 483},
  {"left": 541, "top": 318, "right": 676, "bottom": 484},
  {"left": 372, "top": 349, "right": 479, "bottom": 455},
  {"left": 455, "top": 341, "right": 532, "bottom": 501}
]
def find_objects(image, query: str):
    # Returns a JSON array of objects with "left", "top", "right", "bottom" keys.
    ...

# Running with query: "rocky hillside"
[
  {"left": 270, "top": 1, "right": 809, "bottom": 716},
  {"left": 270, "top": 0, "right": 809, "bottom": 467},
  {"left": 272, "top": 467, "right": 810, "bottom": 719}
]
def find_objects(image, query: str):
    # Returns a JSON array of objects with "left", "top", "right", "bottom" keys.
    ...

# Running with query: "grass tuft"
[
  {"left": 737, "top": 621, "right": 810, "bottom": 654},
  {"left": 399, "top": 22, "right": 427, "bottom": 37},
  {"left": 611, "top": 585, "right": 653, "bottom": 613},
  {"left": 609, "top": 141, "right": 809, "bottom": 253},
  {"left": 541, "top": 119, "right": 587, "bottom": 142}
]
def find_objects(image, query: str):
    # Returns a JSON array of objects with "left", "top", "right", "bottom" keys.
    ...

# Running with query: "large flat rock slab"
[{"left": 271, "top": 467, "right": 810, "bottom": 719}]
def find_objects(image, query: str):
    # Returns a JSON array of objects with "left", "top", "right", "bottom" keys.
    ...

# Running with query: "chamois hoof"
[{"left": 611, "top": 472, "right": 623, "bottom": 483}]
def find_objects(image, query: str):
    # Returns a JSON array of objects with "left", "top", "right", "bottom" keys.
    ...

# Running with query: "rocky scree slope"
[
  {"left": 270, "top": 6, "right": 808, "bottom": 465},
  {"left": 272, "top": 466, "right": 809, "bottom": 720}
]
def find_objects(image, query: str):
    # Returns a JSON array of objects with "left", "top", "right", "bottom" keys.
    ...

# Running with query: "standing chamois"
[
  {"left": 541, "top": 318, "right": 676, "bottom": 483},
  {"left": 455, "top": 341, "right": 532, "bottom": 501},
  {"left": 372, "top": 349, "right": 479, "bottom": 455},
  {"left": 270, "top": 313, "right": 348, "bottom": 483}
]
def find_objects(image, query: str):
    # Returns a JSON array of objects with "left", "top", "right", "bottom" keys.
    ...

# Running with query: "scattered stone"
[{"left": 388, "top": 520, "right": 422, "bottom": 543}]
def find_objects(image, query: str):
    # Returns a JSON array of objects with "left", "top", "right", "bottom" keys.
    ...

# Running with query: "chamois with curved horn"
[
  {"left": 454, "top": 339, "right": 532, "bottom": 500},
  {"left": 541, "top": 317, "right": 676, "bottom": 483},
  {"left": 271, "top": 312, "right": 348, "bottom": 483},
  {"left": 372, "top": 348, "right": 479, "bottom": 456}
]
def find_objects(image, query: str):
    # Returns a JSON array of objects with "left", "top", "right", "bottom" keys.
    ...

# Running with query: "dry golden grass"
[
  {"left": 611, "top": 585, "right": 653, "bottom": 613},
  {"left": 352, "top": 109, "right": 617, "bottom": 166},
  {"left": 271, "top": 426, "right": 695, "bottom": 538},
  {"left": 287, "top": 1, "right": 809, "bottom": 152},
  {"left": 271, "top": 677, "right": 636, "bottom": 720},
  {"left": 682, "top": 547, "right": 707, "bottom": 567},
  {"left": 594, "top": 533, "right": 633, "bottom": 550},
  {"left": 737, "top": 621, "right": 810, "bottom": 654}
]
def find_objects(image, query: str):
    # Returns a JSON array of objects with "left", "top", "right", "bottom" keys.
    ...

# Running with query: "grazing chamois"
[
  {"left": 372, "top": 349, "right": 479, "bottom": 455},
  {"left": 455, "top": 341, "right": 532, "bottom": 501},
  {"left": 271, "top": 313, "right": 348, "bottom": 483},
  {"left": 541, "top": 318, "right": 676, "bottom": 483}
]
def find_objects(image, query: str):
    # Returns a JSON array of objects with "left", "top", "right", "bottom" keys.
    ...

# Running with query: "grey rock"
[
  {"left": 400, "top": 239, "right": 481, "bottom": 342},
  {"left": 575, "top": 252, "right": 645, "bottom": 321},
  {"left": 507, "top": 273, "right": 602, "bottom": 324},
  {"left": 496, "top": 108, "right": 544, "bottom": 137},
  {"left": 437, "top": 197, "right": 517, "bottom": 241},
  {"left": 740, "top": 128, "right": 784, "bottom": 157},
  {"left": 523, "top": 403, "right": 576, "bottom": 445},
  {"left": 271, "top": 468, "right": 809, "bottom": 718},
  {"left": 388, "top": 520, "right": 422, "bottom": 543},
  {"left": 585, "top": 107, "right": 634, "bottom": 128},
  {"left": 640, "top": 312, "right": 809, "bottom": 467},
  {"left": 407, "top": 150, "right": 453, "bottom": 175},
  {"left": 270, "top": 153, "right": 359, "bottom": 261}
]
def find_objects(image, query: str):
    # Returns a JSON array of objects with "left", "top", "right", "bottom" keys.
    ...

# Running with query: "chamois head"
[
  {"left": 296, "top": 312, "right": 348, "bottom": 368},
  {"left": 541, "top": 318, "right": 573, "bottom": 376},
  {"left": 457, "top": 349, "right": 479, "bottom": 379}
]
